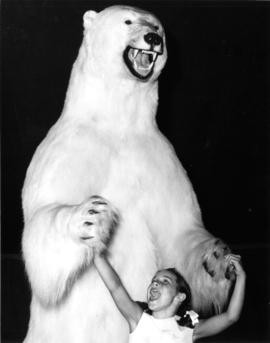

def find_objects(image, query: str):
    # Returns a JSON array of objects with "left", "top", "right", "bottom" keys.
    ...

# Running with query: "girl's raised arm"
[
  {"left": 94, "top": 252, "right": 143, "bottom": 332},
  {"left": 193, "top": 254, "right": 246, "bottom": 341}
]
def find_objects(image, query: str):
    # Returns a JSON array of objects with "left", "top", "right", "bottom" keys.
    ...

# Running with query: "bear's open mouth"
[{"left": 123, "top": 46, "right": 161, "bottom": 80}]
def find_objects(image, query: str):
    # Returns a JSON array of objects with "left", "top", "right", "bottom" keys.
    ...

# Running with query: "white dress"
[{"left": 129, "top": 313, "right": 194, "bottom": 343}]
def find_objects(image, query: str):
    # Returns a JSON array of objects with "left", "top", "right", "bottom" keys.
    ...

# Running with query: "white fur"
[{"left": 22, "top": 6, "right": 233, "bottom": 343}]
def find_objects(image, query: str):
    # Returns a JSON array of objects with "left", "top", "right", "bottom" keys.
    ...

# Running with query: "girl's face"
[{"left": 147, "top": 270, "right": 180, "bottom": 313}]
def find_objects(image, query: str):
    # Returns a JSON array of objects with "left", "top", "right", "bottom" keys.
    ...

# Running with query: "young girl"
[
  {"left": 88, "top": 194, "right": 245, "bottom": 342},
  {"left": 94, "top": 250, "right": 246, "bottom": 342}
]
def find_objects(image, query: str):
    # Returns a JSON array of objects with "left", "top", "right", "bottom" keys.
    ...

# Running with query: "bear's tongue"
[
  {"left": 128, "top": 48, "right": 155, "bottom": 76},
  {"left": 136, "top": 52, "right": 152, "bottom": 69}
]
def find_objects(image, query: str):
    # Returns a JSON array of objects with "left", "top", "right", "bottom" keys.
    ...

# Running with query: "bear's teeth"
[
  {"left": 142, "top": 50, "right": 158, "bottom": 62},
  {"left": 128, "top": 48, "right": 140, "bottom": 61},
  {"left": 133, "top": 49, "right": 139, "bottom": 58},
  {"left": 152, "top": 52, "right": 158, "bottom": 62}
]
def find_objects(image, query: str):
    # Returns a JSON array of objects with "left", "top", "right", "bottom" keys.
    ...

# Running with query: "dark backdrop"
[{"left": 2, "top": 0, "right": 269, "bottom": 342}]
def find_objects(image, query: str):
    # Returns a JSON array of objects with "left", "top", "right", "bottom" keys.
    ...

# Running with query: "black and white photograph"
[{"left": 2, "top": 1, "right": 269, "bottom": 342}]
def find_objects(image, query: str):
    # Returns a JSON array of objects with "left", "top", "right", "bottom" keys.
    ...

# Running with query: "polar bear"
[{"left": 22, "top": 5, "right": 235, "bottom": 343}]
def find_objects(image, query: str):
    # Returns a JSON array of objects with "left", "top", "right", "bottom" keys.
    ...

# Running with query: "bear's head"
[{"left": 82, "top": 6, "right": 167, "bottom": 83}]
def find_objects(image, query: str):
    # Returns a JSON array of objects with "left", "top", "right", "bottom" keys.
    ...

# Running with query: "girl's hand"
[
  {"left": 194, "top": 253, "right": 246, "bottom": 340},
  {"left": 225, "top": 254, "right": 245, "bottom": 277}
]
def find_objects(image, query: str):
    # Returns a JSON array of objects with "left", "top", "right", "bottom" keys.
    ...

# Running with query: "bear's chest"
[
  {"left": 26, "top": 125, "right": 192, "bottom": 226},
  {"left": 101, "top": 133, "right": 194, "bottom": 232}
]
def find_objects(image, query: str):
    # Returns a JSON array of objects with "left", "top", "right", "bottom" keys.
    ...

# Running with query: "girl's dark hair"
[
  {"left": 165, "top": 268, "right": 195, "bottom": 328},
  {"left": 137, "top": 268, "right": 196, "bottom": 329}
]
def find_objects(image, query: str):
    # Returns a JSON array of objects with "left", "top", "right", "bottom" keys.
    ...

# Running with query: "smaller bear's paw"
[{"left": 69, "top": 195, "right": 119, "bottom": 251}]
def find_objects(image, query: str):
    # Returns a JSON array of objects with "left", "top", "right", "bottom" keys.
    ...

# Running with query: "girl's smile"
[{"left": 147, "top": 270, "right": 179, "bottom": 311}]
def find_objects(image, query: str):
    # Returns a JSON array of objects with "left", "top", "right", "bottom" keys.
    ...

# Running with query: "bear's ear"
[{"left": 83, "top": 10, "right": 97, "bottom": 29}]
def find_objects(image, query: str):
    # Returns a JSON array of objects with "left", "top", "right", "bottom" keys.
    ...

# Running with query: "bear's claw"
[
  {"left": 201, "top": 239, "right": 235, "bottom": 282},
  {"left": 92, "top": 201, "right": 107, "bottom": 205},
  {"left": 69, "top": 195, "right": 119, "bottom": 250},
  {"left": 84, "top": 221, "right": 93, "bottom": 226},
  {"left": 202, "top": 261, "right": 216, "bottom": 278},
  {"left": 88, "top": 209, "right": 99, "bottom": 215}
]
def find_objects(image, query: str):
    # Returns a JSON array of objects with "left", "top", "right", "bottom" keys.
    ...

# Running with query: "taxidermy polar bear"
[{"left": 22, "top": 5, "right": 235, "bottom": 343}]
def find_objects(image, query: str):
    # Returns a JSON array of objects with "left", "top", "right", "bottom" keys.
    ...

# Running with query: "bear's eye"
[{"left": 125, "top": 20, "right": 132, "bottom": 25}]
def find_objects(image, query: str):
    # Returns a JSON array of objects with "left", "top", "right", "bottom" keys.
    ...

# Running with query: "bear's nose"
[{"left": 144, "top": 32, "right": 162, "bottom": 47}]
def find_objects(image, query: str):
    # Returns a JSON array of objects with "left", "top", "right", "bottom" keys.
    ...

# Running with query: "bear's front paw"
[
  {"left": 202, "top": 239, "right": 235, "bottom": 282},
  {"left": 69, "top": 195, "right": 119, "bottom": 251}
]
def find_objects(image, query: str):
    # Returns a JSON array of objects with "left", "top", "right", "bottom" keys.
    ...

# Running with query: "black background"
[{"left": 2, "top": 0, "right": 270, "bottom": 342}]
